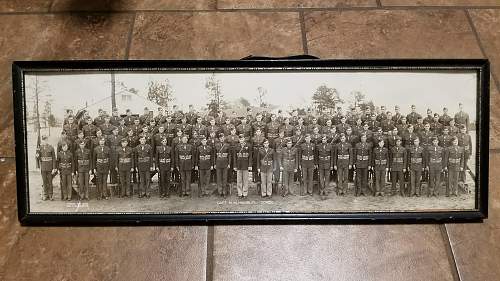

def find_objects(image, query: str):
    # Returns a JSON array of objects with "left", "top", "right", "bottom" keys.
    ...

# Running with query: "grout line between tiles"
[
  {"left": 206, "top": 225, "right": 215, "bottom": 281},
  {"left": 440, "top": 224, "right": 462, "bottom": 281},
  {"left": 124, "top": 11, "right": 137, "bottom": 60},
  {"left": 299, "top": 11, "right": 308, "bottom": 55},
  {"left": 464, "top": 9, "right": 500, "bottom": 92},
  {"left": 0, "top": 5, "right": 500, "bottom": 16}
]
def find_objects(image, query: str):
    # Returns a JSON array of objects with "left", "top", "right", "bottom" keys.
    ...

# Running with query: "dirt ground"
[{"left": 28, "top": 171, "right": 476, "bottom": 214}]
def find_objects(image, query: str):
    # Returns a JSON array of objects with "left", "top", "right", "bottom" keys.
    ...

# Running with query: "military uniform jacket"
[
  {"left": 73, "top": 137, "right": 90, "bottom": 152},
  {"left": 426, "top": 145, "right": 445, "bottom": 171},
  {"left": 439, "top": 114, "right": 452, "bottom": 126},
  {"left": 430, "top": 121, "right": 443, "bottom": 134},
  {"left": 380, "top": 119, "right": 395, "bottom": 132},
  {"left": 292, "top": 135, "right": 304, "bottom": 146},
  {"left": 257, "top": 147, "right": 275, "bottom": 173},
  {"left": 57, "top": 150, "right": 73, "bottom": 173},
  {"left": 280, "top": 124, "right": 294, "bottom": 137},
  {"left": 389, "top": 146, "right": 407, "bottom": 171},
  {"left": 438, "top": 134, "right": 453, "bottom": 148},
  {"left": 110, "top": 116, "right": 122, "bottom": 126},
  {"left": 172, "top": 136, "right": 182, "bottom": 149},
  {"left": 156, "top": 145, "right": 173, "bottom": 171},
  {"left": 406, "top": 112, "right": 421, "bottom": 124},
  {"left": 117, "top": 146, "right": 135, "bottom": 171},
  {"left": 221, "top": 123, "right": 236, "bottom": 137},
  {"left": 408, "top": 145, "right": 425, "bottom": 170},
  {"left": 134, "top": 144, "right": 153, "bottom": 172},
  {"left": 107, "top": 134, "right": 122, "bottom": 151},
  {"left": 177, "top": 123, "right": 192, "bottom": 136},
  {"left": 454, "top": 111, "right": 469, "bottom": 129},
  {"left": 402, "top": 132, "right": 418, "bottom": 147},
  {"left": 37, "top": 144, "right": 57, "bottom": 172},
  {"left": 252, "top": 135, "right": 265, "bottom": 152},
  {"left": 192, "top": 123, "right": 207, "bottom": 137},
  {"left": 444, "top": 146, "right": 464, "bottom": 170},
  {"left": 316, "top": 143, "right": 333, "bottom": 169},
  {"left": 233, "top": 143, "right": 252, "bottom": 170},
  {"left": 214, "top": 142, "right": 230, "bottom": 169},
  {"left": 152, "top": 133, "right": 167, "bottom": 152},
  {"left": 299, "top": 142, "right": 315, "bottom": 168},
  {"left": 336, "top": 123, "right": 349, "bottom": 134},
  {"left": 273, "top": 137, "right": 286, "bottom": 152},
  {"left": 175, "top": 143, "right": 194, "bottom": 171},
  {"left": 196, "top": 145, "right": 213, "bottom": 170},
  {"left": 164, "top": 122, "right": 177, "bottom": 139},
  {"left": 354, "top": 142, "right": 372, "bottom": 168},
  {"left": 82, "top": 124, "right": 97, "bottom": 139},
  {"left": 236, "top": 124, "right": 251, "bottom": 139},
  {"left": 207, "top": 125, "right": 220, "bottom": 137},
  {"left": 75, "top": 147, "right": 91, "bottom": 173},
  {"left": 392, "top": 113, "right": 403, "bottom": 124},
  {"left": 311, "top": 133, "right": 322, "bottom": 145},
  {"left": 457, "top": 132, "right": 472, "bottom": 157},
  {"left": 226, "top": 134, "right": 240, "bottom": 149},
  {"left": 123, "top": 115, "right": 136, "bottom": 126},
  {"left": 266, "top": 121, "right": 281, "bottom": 140},
  {"left": 100, "top": 123, "right": 115, "bottom": 136},
  {"left": 115, "top": 125, "right": 128, "bottom": 137},
  {"left": 372, "top": 147, "right": 388, "bottom": 170},
  {"left": 63, "top": 122, "right": 78, "bottom": 139},
  {"left": 252, "top": 120, "right": 266, "bottom": 134},
  {"left": 294, "top": 124, "right": 306, "bottom": 135},
  {"left": 92, "top": 146, "right": 111, "bottom": 172},
  {"left": 280, "top": 147, "right": 298, "bottom": 171},
  {"left": 386, "top": 135, "right": 398, "bottom": 149},
  {"left": 419, "top": 130, "right": 434, "bottom": 147},
  {"left": 334, "top": 142, "right": 353, "bottom": 167}
]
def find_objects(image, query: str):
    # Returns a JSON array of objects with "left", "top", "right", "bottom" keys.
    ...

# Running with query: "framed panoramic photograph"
[{"left": 12, "top": 58, "right": 489, "bottom": 225}]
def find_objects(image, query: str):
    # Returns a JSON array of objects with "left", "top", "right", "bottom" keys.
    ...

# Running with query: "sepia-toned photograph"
[{"left": 13, "top": 60, "right": 488, "bottom": 223}]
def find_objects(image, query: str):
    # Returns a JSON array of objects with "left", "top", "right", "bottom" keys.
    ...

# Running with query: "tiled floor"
[{"left": 0, "top": 1, "right": 499, "bottom": 280}]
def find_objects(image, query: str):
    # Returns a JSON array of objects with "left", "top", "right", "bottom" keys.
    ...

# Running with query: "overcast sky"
[{"left": 25, "top": 71, "right": 477, "bottom": 120}]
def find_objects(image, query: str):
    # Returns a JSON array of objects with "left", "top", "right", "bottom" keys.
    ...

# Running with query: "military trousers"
[
  {"left": 159, "top": 169, "right": 171, "bottom": 196},
  {"left": 459, "top": 156, "right": 469, "bottom": 183},
  {"left": 355, "top": 168, "right": 368, "bottom": 196},
  {"left": 410, "top": 169, "right": 422, "bottom": 196},
  {"left": 119, "top": 170, "right": 131, "bottom": 197},
  {"left": 78, "top": 171, "right": 90, "bottom": 199},
  {"left": 282, "top": 170, "right": 295, "bottom": 195},
  {"left": 41, "top": 171, "right": 53, "bottom": 199},
  {"left": 60, "top": 172, "right": 72, "bottom": 200},
  {"left": 95, "top": 172, "right": 108, "bottom": 199},
  {"left": 260, "top": 171, "right": 273, "bottom": 197},
  {"left": 390, "top": 171, "right": 404, "bottom": 196},
  {"left": 374, "top": 169, "right": 386, "bottom": 194},
  {"left": 448, "top": 169, "right": 459, "bottom": 196},
  {"left": 236, "top": 170, "right": 249, "bottom": 197},
  {"left": 428, "top": 169, "right": 441, "bottom": 196},
  {"left": 216, "top": 168, "right": 228, "bottom": 195},
  {"left": 301, "top": 167, "right": 314, "bottom": 195},
  {"left": 199, "top": 169, "right": 210, "bottom": 195},
  {"left": 138, "top": 170, "right": 151, "bottom": 196},
  {"left": 179, "top": 170, "right": 191, "bottom": 195},
  {"left": 337, "top": 166, "right": 349, "bottom": 194},
  {"left": 318, "top": 168, "right": 330, "bottom": 195}
]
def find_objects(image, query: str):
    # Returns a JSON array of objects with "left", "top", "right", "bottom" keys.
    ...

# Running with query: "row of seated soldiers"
[{"left": 36, "top": 119, "right": 471, "bottom": 201}]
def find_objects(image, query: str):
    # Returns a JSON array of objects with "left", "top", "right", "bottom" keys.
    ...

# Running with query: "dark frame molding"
[{"left": 12, "top": 59, "right": 490, "bottom": 225}]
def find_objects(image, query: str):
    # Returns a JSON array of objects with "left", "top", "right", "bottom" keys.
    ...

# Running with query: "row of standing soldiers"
[{"left": 36, "top": 105, "right": 472, "bottom": 200}]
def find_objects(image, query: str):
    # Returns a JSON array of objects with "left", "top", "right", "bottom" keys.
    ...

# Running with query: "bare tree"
[
  {"left": 255, "top": 87, "right": 267, "bottom": 107},
  {"left": 205, "top": 73, "right": 225, "bottom": 114}
]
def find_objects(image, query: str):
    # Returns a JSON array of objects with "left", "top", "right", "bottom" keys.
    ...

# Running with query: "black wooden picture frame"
[{"left": 12, "top": 58, "right": 489, "bottom": 225}]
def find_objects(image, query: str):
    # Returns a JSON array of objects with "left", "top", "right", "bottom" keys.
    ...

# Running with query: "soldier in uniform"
[
  {"left": 37, "top": 135, "right": 57, "bottom": 200},
  {"left": 457, "top": 125, "right": 472, "bottom": 184},
  {"left": 214, "top": 133, "right": 231, "bottom": 197},
  {"left": 292, "top": 128, "right": 304, "bottom": 147},
  {"left": 408, "top": 137, "right": 425, "bottom": 197},
  {"left": 299, "top": 134, "right": 315, "bottom": 196},
  {"left": 372, "top": 138, "right": 388, "bottom": 196},
  {"left": 93, "top": 109, "right": 106, "bottom": 127},
  {"left": 236, "top": 117, "right": 252, "bottom": 141},
  {"left": 426, "top": 137, "right": 445, "bottom": 197},
  {"left": 177, "top": 115, "right": 192, "bottom": 137},
  {"left": 195, "top": 136, "right": 213, "bottom": 197},
  {"left": 82, "top": 117, "right": 97, "bottom": 141},
  {"left": 107, "top": 126, "right": 122, "bottom": 186},
  {"left": 74, "top": 140, "right": 91, "bottom": 200},
  {"left": 115, "top": 138, "right": 134, "bottom": 198},
  {"left": 139, "top": 107, "right": 151, "bottom": 125},
  {"left": 439, "top": 107, "right": 453, "bottom": 126},
  {"left": 336, "top": 116, "right": 350, "bottom": 134},
  {"left": 175, "top": 135, "right": 195, "bottom": 197},
  {"left": 221, "top": 117, "right": 235, "bottom": 137},
  {"left": 192, "top": 116, "right": 207, "bottom": 138},
  {"left": 100, "top": 115, "right": 115, "bottom": 136},
  {"left": 419, "top": 122, "right": 434, "bottom": 150},
  {"left": 280, "top": 138, "right": 298, "bottom": 196},
  {"left": 281, "top": 117, "right": 294, "bottom": 137},
  {"left": 392, "top": 105, "right": 403, "bottom": 124},
  {"left": 57, "top": 142, "right": 74, "bottom": 201},
  {"left": 257, "top": 139, "right": 275, "bottom": 198},
  {"left": 123, "top": 109, "right": 135, "bottom": 126},
  {"left": 439, "top": 127, "right": 453, "bottom": 148},
  {"left": 135, "top": 135, "right": 153, "bottom": 198},
  {"left": 454, "top": 103, "right": 470, "bottom": 131},
  {"left": 116, "top": 118, "right": 128, "bottom": 137},
  {"left": 333, "top": 133, "right": 352, "bottom": 196},
  {"left": 266, "top": 114, "right": 281, "bottom": 141},
  {"left": 445, "top": 137, "right": 464, "bottom": 196},
  {"left": 251, "top": 128, "right": 265, "bottom": 188},
  {"left": 130, "top": 118, "right": 143, "bottom": 136},
  {"left": 389, "top": 136, "right": 407, "bottom": 196},
  {"left": 316, "top": 135, "right": 333, "bottom": 197},
  {"left": 430, "top": 113, "right": 443, "bottom": 135},
  {"left": 402, "top": 124, "right": 418, "bottom": 148},
  {"left": 354, "top": 134, "right": 371, "bottom": 196},
  {"left": 406, "top": 105, "right": 421, "bottom": 125},
  {"left": 164, "top": 115, "right": 177, "bottom": 145},
  {"left": 72, "top": 130, "right": 89, "bottom": 152},
  {"left": 156, "top": 137, "right": 173, "bottom": 198},
  {"left": 92, "top": 137, "right": 111, "bottom": 200},
  {"left": 110, "top": 108, "right": 122, "bottom": 126},
  {"left": 155, "top": 107, "right": 166, "bottom": 125},
  {"left": 234, "top": 135, "right": 252, "bottom": 198}
]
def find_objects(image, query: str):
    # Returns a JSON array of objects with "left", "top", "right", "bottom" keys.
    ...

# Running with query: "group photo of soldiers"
[{"left": 34, "top": 102, "right": 474, "bottom": 203}]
